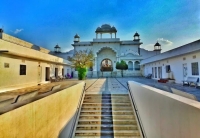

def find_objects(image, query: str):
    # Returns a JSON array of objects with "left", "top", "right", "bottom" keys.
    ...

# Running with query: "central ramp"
[{"left": 73, "top": 78, "right": 141, "bottom": 138}]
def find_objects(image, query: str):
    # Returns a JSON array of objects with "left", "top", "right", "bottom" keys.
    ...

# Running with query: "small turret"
[
  {"left": 54, "top": 44, "right": 61, "bottom": 53},
  {"left": 154, "top": 41, "right": 161, "bottom": 54},
  {"left": 133, "top": 32, "right": 140, "bottom": 41},
  {"left": 74, "top": 34, "right": 80, "bottom": 43}
]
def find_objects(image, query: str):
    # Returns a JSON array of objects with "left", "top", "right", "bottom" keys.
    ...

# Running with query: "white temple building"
[{"left": 68, "top": 24, "right": 160, "bottom": 77}]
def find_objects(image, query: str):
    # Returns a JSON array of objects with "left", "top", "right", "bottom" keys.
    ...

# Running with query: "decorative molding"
[{"left": 96, "top": 46, "right": 118, "bottom": 56}]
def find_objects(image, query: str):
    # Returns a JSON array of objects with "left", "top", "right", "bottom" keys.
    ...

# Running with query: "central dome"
[
  {"left": 101, "top": 24, "right": 111, "bottom": 29},
  {"left": 95, "top": 24, "right": 117, "bottom": 33}
]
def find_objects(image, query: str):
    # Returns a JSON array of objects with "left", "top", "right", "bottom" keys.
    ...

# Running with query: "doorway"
[
  {"left": 62, "top": 68, "right": 64, "bottom": 76},
  {"left": 45, "top": 67, "right": 50, "bottom": 81},
  {"left": 55, "top": 68, "right": 58, "bottom": 77},
  {"left": 158, "top": 66, "right": 162, "bottom": 78},
  {"left": 183, "top": 63, "right": 187, "bottom": 80}
]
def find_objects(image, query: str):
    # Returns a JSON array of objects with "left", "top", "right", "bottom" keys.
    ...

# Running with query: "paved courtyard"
[
  {"left": 116, "top": 77, "right": 200, "bottom": 101},
  {"left": 1, "top": 77, "right": 200, "bottom": 102}
]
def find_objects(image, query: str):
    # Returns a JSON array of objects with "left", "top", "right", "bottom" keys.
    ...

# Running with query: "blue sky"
[{"left": 0, "top": 0, "right": 199, "bottom": 52}]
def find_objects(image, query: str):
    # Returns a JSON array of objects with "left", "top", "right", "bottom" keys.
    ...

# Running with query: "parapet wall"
[
  {"left": 0, "top": 82, "right": 85, "bottom": 138},
  {"left": 128, "top": 81, "right": 200, "bottom": 138},
  {"left": 0, "top": 33, "right": 33, "bottom": 48}
]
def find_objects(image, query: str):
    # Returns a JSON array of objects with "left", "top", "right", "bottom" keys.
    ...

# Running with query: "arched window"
[
  {"left": 128, "top": 61, "right": 133, "bottom": 70},
  {"left": 134, "top": 61, "right": 140, "bottom": 70}
]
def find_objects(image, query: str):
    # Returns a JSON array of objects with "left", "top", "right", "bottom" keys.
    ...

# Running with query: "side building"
[
  {"left": 0, "top": 29, "right": 72, "bottom": 91},
  {"left": 141, "top": 39, "right": 200, "bottom": 85}
]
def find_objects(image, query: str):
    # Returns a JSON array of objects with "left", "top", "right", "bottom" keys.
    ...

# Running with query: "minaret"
[
  {"left": 133, "top": 32, "right": 141, "bottom": 55},
  {"left": 54, "top": 44, "right": 61, "bottom": 53},
  {"left": 0, "top": 28, "right": 3, "bottom": 39},
  {"left": 74, "top": 34, "right": 80, "bottom": 43},
  {"left": 154, "top": 41, "right": 162, "bottom": 54}
]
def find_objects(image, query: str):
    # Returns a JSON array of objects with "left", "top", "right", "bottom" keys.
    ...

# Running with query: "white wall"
[
  {"left": 143, "top": 51, "right": 200, "bottom": 84},
  {"left": 129, "top": 81, "right": 200, "bottom": 138}
]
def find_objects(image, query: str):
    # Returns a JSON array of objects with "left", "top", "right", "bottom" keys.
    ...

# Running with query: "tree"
[
  {"left": 68, "top": 49, "right": 94, "bottom": 80},
  {"left": 116, "top": 60, "right": 128, "bottom": 77}
]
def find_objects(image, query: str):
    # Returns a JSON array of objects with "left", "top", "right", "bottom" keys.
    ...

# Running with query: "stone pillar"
[
  {"left": 92, "top": 57, "right": 98, "bottom": 78},
  {"left": 101, "top": 33, "right": 102, "bottom": 39},
  {"left": 96, "top": 33, "right": 98, "bottom": 39},
  {"left": 111, "top": 33, "right": 112, "bottom": 38},
  {"left": 115, "top": 33, "right": 116, "bottom": 38}
]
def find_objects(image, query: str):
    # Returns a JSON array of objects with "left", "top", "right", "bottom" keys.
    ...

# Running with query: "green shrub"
[{"left": 78, "top": 67, "right": 87, "bottom": 80}]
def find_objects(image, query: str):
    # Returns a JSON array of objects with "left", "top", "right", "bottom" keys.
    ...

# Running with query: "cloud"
[
  {"left": 14, "top": 29, "right": 23, "bottom": 34},
  {"left": 157, "top": 38, "right": 173, "bottom": 45},
  {"left": 141, "top": 44, "right": 154, "bottom": 51},
  {"left": 141, "top": 38, "right": 174, "bottom": 53}
]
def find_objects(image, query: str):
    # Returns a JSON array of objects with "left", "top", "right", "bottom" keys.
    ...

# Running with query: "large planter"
[{"left": 78, "top": 67, "right": 87, "bottom": 80}]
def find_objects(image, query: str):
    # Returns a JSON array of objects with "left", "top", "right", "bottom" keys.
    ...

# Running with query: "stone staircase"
[{"left": 74, "top": 94, "right": 141, "bottom": 138}]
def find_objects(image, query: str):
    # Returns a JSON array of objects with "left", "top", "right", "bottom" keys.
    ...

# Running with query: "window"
[
  {"left": 134, "top": 61, "right": 140, "bottom": 70},
  {"left": 191, "top": 62, "right": 199, "bottom": 75},
  {"left": 20, "top": 65, "right": 26, "bottom": 75}
]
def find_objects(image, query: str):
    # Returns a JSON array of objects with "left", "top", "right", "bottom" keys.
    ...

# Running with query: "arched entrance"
[
  {"left": 96, "top": 47, "right": 117, "bottom": 72},
  {"left": 101, "top": 59, "right": 113, "bottom": 72}
]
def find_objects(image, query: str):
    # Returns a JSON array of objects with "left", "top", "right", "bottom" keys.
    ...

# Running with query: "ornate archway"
[{"left": 100, "top": 59, "right": 113, "bottom": 72}]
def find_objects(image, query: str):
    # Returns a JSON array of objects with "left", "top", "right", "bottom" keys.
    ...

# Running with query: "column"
[
  {"left": 101, "top": 33, "right": 102, "bottom": 39},
  {"left": 111, "top": 33, "right": 112, "bottom": 38},
  {"left": 92, "top": 57, "right": 98, "bottom": 78},
  {"left": 96, "top": 33, "right": 97, "bottom": 39},
  {"left": 115, "top": 33, "right": 116, "bottom": 38}
]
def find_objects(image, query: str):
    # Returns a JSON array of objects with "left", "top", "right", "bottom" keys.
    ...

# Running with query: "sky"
[{"left": 0, "top": 0, "right": 200, "bottom": 53}]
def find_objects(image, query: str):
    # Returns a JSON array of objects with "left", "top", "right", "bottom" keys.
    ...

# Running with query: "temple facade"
[{"left": 70, "top": 24, "right": 160, "bottom": 77}]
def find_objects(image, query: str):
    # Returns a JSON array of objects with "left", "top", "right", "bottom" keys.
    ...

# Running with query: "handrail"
[
  {"left": 69, "top": 83, "right": 86, "bottom": 137},
  {"left": 127, "top": 82, "right": 146, "bottom": 138}
]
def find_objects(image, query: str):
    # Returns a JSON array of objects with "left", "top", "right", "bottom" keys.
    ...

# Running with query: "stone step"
[
  {"left": 81, "top": 109, "right": 132, "bottom": 112},
  {"left": 75, "top": 136, "right": 141, "bottom": 138},
  {"left": 82, "top": 103, "right": 131, "bottom": 106},
  {"left": 76, "top": 124, "right": 138, "bottom": 130},
  {"left": 80, "top": 111, "right": 134, "bottom": 115},
  {"left": 75, "top": 130, "right": 140, "bottom": 136},
  {"left": 83, "top": 99, "right": 130, "bottom": 103},
  {"left": 84, "top": 95, "right": 129, "bottom": 99},
  {"left": 78, "top": 120, "right": 137, "bottom": 125},
  {"left": 79, "top": 115, "right": 135, "bottom": 120},
  {"left": 81, "top": 106, "right": 132, "bottom": 110},
  {"left": 85, "top": 94, "right": 128, "bottom": 96}
]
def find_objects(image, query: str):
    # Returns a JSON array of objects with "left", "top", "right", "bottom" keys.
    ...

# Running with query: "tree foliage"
[
  {"left": 68, "top": 49, "right": 94, "bottom": 68},
  {"left": 116, "top": 60, "right": 128, "bottom": 77}
]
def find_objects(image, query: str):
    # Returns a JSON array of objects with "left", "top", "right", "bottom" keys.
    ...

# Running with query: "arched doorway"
[
  {"left": 128, "top": 61, "right": 133, "bottom": 70},
  {"left": 96, "top": 47, "right": 117, "bottom": 71},
  {"left": 134, "top": 61, "right": 140, "bottom": 70},
  {"left": 101, "top": 59, "right": 113, "bottom": 71}
]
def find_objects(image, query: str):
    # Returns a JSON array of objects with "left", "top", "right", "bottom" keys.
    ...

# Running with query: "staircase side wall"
[{"left": 128, "top": 81, "right": 200, "bottom": 138}]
